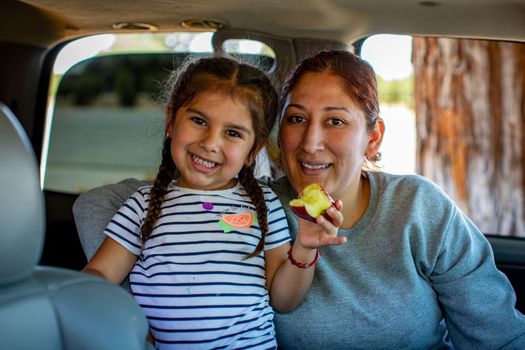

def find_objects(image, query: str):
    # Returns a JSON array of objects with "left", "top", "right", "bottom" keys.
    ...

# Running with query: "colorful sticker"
[
  {"left": 202, "top": 202, "right": 214, "bottom": 210},
  {"left": 218, "top": 212, "right": 257, "bottom": 233}
]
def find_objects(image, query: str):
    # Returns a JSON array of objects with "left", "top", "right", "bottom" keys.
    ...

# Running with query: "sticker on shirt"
[{"left": 218, "top": 211, "right": 257, "bottom": 233}]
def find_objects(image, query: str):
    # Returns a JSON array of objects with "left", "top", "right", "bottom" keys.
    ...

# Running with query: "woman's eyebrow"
[
  {"left": 285, "top": 103, "right": 306, "bottom": 111},
  {"left": 324, "top": 106, "right": 350, "bottom": 112},
  {"left": 286, "top": 104, "right": 349, "bottom": 113}
]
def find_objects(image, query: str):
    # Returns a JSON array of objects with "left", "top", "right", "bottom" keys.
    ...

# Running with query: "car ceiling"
[{"left": 3, "top": 0, "right": 525, "bottom": 48}]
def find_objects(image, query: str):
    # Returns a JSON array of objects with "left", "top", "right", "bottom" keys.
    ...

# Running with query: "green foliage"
[{"left": 377, "top": 75, "right": 414, "bottom": 108}]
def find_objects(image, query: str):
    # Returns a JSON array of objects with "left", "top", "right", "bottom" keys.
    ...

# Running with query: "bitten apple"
[{"left": 289, "top": 183, "right": 335, "bottom": 222}]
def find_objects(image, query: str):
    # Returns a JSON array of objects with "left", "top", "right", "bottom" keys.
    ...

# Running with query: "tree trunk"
[{"left": 412, "top": 37, "right": 525, "bottom": 236}]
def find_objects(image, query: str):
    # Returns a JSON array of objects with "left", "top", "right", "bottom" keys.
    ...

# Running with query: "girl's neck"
[
  {"left": 175, "top": 178, "right": 239, "bottom": 191},
  {"left": 340, "top": 173, "right": 370, "bottom": 229}
]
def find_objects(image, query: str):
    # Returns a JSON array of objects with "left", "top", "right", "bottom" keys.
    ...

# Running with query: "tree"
[{"left": 412, "top": 37, "right": 525, "bottom": 236}]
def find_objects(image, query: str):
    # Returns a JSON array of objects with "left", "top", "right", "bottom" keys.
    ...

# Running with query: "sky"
[{"left": 361, "top": 34, "right": 413, "bottom": 81}]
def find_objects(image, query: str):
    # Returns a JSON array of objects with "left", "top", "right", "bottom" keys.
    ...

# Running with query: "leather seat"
[{"left": 0, "top": 102, "right": 153, "bottom": 350}]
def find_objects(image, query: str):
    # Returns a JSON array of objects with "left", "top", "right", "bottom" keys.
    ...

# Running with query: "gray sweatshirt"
[{"left": 271, "top": 171, "right": 525, "bottom": 349}]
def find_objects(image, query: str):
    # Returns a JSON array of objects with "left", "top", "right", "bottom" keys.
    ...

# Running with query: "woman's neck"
[{"left": 340, "top": 174, "right": 370, "bottom": 229}]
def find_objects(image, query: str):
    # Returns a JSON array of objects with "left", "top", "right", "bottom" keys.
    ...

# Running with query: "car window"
[
  {"left": 42, "top": 32, "right": 275, "bottom": 194},
  {"left": 361, "top": 34, "right": 525, "bottom": 238}
]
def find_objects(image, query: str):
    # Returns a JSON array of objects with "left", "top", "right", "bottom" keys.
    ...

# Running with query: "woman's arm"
[
  {"left": 83, "top": 236, "right": 138, "bottom": 285},
  {"left": 265, "top": 204, "right": 345, "bottom": 312}
]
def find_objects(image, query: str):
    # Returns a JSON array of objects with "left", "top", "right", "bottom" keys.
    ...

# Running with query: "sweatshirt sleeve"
[{"left": 429, "top": 205, "right": 525, "bottom": 348}]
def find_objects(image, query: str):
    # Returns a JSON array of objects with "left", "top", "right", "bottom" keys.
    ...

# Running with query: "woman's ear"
[
  {"left": 165, "top": 103, "right": 174, "bottom": 136},
  {"left": 365, "top": 118, "right": 385, "bottom": 160}
]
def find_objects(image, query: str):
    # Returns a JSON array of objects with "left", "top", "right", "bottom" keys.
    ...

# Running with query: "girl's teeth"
[{"left": 192, "top": 154, "right": 217, "bottom": 168}]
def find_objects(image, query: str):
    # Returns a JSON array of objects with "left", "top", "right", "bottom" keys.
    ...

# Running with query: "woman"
[
  {"left": 74, "top": 50, "right": 525, "bottom": 349},
  {"left": 270, "top": 50, "right": 525, "bottom": 349}
]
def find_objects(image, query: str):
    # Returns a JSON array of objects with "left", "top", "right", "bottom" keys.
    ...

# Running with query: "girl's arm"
[
  {"left": 265, "top": 202, "right": 345, "bottom": 312},
  {"left": 83, "top": 236, "right": 138, "bottom": 285}
]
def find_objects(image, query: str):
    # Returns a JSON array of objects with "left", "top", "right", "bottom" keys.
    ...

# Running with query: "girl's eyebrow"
[
  {"left": 225, "top": 123, "right": 253, "bottom": 135},
  {"left": 187, "top": 107, "right": 253, "bottom": 135}
]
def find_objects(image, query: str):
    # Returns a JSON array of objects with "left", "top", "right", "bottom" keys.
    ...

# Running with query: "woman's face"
[{"left": 279, "top": 72, "right": 380, "bottom": 200}]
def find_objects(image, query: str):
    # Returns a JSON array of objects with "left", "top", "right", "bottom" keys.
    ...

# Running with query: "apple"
[{"left": 289, "top": 183, "right": 335, "bottom": 222}]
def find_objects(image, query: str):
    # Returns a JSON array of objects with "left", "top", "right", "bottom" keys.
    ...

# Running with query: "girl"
[{"left": 83, "top": 56, "right": 344, "bottom": 349}]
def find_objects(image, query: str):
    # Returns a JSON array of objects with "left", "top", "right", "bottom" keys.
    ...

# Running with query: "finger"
[
  {"left": 321, "top": 207, "right": 344, "bottom": 227},
  {"left": 321, "top": 235, "right": 347, "bottom": 246},
  {"left": 316, "top": 214, "right": 340, "bottom": 235},
  {"left": 334, "top": 199, "right": 343, "bottom": 211}
]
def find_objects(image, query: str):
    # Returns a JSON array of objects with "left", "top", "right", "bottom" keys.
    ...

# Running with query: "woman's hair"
[
  {"left": 141, "top": 56, "right": 278, "bottom": 258},
  {"left": 279, "top": 50, "right": 380, "bottom": 133}
]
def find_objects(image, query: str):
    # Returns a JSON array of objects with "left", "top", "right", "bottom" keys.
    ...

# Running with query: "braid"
[
  {"left": 140, "top": 138, "right": 176, "bottom": 247},
  {"left": 238, "top": 165, "right": 268, "bottom": 259}
]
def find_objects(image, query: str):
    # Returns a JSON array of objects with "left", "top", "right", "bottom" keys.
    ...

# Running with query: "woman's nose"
[{"left": 301, "top": 123, "right": 324, "bottom": 154}]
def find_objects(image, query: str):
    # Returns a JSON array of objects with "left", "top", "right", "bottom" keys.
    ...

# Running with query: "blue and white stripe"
[{"left": 105, "top": 181, "right": 290, "bottom": 349}]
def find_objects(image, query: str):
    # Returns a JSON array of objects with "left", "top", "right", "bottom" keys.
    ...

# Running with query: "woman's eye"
[
  {"left": 286, "top": 114, "right": 305, "bottom": 124},
  {"left": 225, "top": 129, "right": 242, "bottom": 138},
  {"left": 191, "top": 116, "right": 206, "bottom": 126},
  {"left": 328, "top": 118, "right": 346, "bottom": 126}
]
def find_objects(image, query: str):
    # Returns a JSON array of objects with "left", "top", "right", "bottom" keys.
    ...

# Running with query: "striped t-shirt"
[{"left": 104, "top": 181, "right": 290, "bottom": 350}]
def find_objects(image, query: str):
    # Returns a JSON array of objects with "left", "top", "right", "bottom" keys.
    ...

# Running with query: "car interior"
[
  {"left": 0, "top": 101, "right": 154, "bottom": 349},
  {"left": 1, "top": 0, "right": 525, "bottom": 346}
]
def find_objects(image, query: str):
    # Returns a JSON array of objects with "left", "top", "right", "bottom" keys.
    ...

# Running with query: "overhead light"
[
  {"left": 112, "top": 22, "right": 158, "bottom": 31},
  {"left": 181, "top": 19, "right": 226, "bottom": 30}
]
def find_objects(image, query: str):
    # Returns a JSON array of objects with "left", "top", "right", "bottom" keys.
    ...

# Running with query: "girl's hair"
[
  {"left": 279, "top": 50, "right": 380, "bottom": 133},
  {"left": 141, "top": 56, "right": 278, "bottom": 258}
]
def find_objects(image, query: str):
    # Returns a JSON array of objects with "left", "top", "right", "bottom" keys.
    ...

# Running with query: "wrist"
[{"left": 287, "top": 244, "right": 319, "bottom": 269}]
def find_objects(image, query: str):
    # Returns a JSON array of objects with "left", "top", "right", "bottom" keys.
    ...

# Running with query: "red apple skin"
[
  {"left": 290, "top": 205, "right": 318, "bottom": 222},
  {"left": 289, "top": 185, "right": 335, "bottom": 222}
]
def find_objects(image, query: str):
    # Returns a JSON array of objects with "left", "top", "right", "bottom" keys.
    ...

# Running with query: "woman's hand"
[{"left": 296, "top": 199, "right": 346, "bottom": 248}]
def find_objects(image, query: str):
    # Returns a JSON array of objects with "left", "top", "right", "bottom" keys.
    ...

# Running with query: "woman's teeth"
[
  {"left": 192, "top": 154, "right": 217, "bottom": 168},
  {"left": 301, "top": 162, "right": 329, "bottom": 170}
]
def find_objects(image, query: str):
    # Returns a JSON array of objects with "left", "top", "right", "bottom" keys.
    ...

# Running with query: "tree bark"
[{"left": 412, "top": 37, "right": 525, "bottom": 236}]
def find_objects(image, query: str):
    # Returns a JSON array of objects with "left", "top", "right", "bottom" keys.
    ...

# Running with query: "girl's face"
[
  {"left": 279, "top": 72, "right": 382, "bottom": 201},
  {"left": 167, "top": 91, "right": 257, "bottom": 191}
]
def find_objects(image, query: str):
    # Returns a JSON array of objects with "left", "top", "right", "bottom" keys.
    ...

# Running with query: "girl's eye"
[
  {"left": 191, "top": 116, "right": 206, "bottom": 126},
  {"left": 225, "top": 129, "right": 242, "bottom": 138},
  {"left": 286, "top": 114, "right": 305, "bottom": 124}
]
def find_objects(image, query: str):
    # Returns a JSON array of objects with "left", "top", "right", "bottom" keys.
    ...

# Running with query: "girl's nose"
[
  {"left": 301, "top": 123, "right": 324, "bottom": 154},
  {"left": 199, "top": 129, "right": 221, "bottom": 152}
]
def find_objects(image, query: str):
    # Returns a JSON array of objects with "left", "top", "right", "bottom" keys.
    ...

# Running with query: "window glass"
[
  {"left": 42, "top": 33, "right": 274, "bottom": 193},
  {"left": 361, "top": 34, "right": 525, "bottom": 238},
  {"left": 222, "top": 39, "right": 276, "bottom": 72},
  {"left": 361, "top": 34, "right": 415, "bottom": 175}
]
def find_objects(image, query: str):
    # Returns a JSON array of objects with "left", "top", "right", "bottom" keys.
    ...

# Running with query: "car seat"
[{"left": 0, "top": 102, "right": 154, "bottom": 350}]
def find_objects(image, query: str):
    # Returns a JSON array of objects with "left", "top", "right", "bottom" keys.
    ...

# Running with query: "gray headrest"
[{"left": 0, "top": 102, "right": 44, "bottom": 285}]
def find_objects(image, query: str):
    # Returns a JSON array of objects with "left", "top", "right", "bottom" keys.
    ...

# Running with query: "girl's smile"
[{"left": 189, "top": 152, "right": 220, "bottom": 172}]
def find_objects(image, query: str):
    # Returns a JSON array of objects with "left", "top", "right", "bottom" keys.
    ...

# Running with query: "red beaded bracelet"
[{"left": 287, "top": 246, "right": 319, "bottom": 269}]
